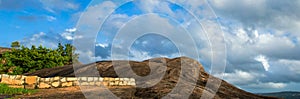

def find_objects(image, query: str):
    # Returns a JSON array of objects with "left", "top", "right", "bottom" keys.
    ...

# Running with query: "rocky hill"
[{"left": 25, "top": 57, "right": 277, "bottom": 98}]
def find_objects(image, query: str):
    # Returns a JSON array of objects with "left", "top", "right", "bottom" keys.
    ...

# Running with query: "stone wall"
[{"left": 0, "top": 74, "right": 135, "bottom": 89}]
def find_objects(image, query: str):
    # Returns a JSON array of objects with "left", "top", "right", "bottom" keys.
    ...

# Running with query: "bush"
[{"left": 0, "top": 42, "right": 79, "bottom": 74}]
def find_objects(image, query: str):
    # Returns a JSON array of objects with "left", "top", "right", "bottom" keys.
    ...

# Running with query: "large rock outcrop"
[{"left": 25, "top": 57, "right": 276, "bottom": 99}]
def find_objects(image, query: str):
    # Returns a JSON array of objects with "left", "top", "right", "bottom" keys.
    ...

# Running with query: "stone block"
[
  {"left": 1, "top": 77, "right": 23, "bottom": 85},
  {"left": 129, "top": 78, "right": 135, "bottom": 82},
  {"left": 62, "top": 82, "right": 73, "bottom": 87},
  {"left": 15, "top": 75, "right": 22, "bottom": 80},
  {"left": 66, "top": 77, "right": 77, "bottom": 81},
  {"left": 80, "top": 82, "right": 89, "bottom": 86},
  {"left": 99, "top": 78, "right": 103, "bottom": 82},
  {"left": 53, "top": 76, "right": 60, "bottom": 81},
  {"left": 109, "top": 78, "right": 114, "bottom": 81},
  {"left": 93, "top": 77, "right": 98, "bottom": 81},
  {"left": 79, "top": 77, "right": 87, "bottom": 81},
  {"left": 21, "top": 76, "right": 26, "bottom": 80},
  {"left": 39, "top": 82, "right": 51, "bottom": 89},
  {"left": 25, "top": 76, "right": 38, "bottom": 85},
  {"left": 2, "top": 74, "right": 9, "bottom": 78},
  {"left": 123, "top": 78, "right": 129, "bottom": 81},
  {"left": 8, "top": 85, "right": 23, "bottom": 88},
  {"left": 102, "top": 82, "right": 109, "bottom": 86},
  {"left": 51, "top": 81, "right": 60, "bottom": 88},
  {"left": 89, "top": 82, "right": 95, "bottom": 86},
  {"left": 44, "top": 78, "right": 50, "bottom": 82},
  {"left": 60, "top": 77, "right": 67, "bottom": 82},
  {"left": 103, "top": 77, "right": 109, "bottom": 81},
  {"left": 73, "top": 81, "right": 79, "bottom": 86},
  {"left": 115, "top": 78, "right": 120, "bottom": 81},
  {"left": 9, "top": 75, "right": 16, "bottom": 79},
  {"left": 25, "top": 85, "right": 36, "bottom": 89},
  {"left": 40, "top": 78, "right": 45, "bottom": 82},
  {"left": 95, "top": 82, "right": 102, "bottom": 86},
  {"left": 87, "top": 77, "right": 93, "bottom": 82}
]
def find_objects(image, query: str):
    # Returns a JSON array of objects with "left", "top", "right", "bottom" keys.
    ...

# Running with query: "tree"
[
  {"left": 11, "top": 41, "right": 20, "bottom": 49},
  {"left": 0, "top": 43, "right": 80, "bottom": 74}
]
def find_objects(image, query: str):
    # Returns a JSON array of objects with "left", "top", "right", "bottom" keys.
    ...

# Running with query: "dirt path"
[{"left": 14, "top": 86, "right": 136, "bottom": 99}]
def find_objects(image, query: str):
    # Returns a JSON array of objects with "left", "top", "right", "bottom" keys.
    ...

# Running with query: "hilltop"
[{"left": 25, "top": 57, "right": 276, "bottom": 98}]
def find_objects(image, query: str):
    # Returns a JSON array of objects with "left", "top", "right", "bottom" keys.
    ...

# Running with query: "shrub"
[{"left": 0, "top": 42, "right": 79, "bottom": 74}]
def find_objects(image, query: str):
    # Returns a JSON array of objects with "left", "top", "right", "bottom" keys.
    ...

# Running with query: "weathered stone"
[
  {"left": 60, "top": 77, "right": 67, "bottom": 82},
  {"left": 115, "top": 78, "right": 120, "bottom": 81},
  {"left": 95, "top": 82, "right": 102, "bottom": 86},
  {"left": 103, "top": 77, "right": 109, "bottom": 81},
  {"left": 79, "top": 77, "right": 87, "bottom": 81},
  {"left": 93, "top": 77, "right": 99, "bottom": 81},
  {"left": 9, "top": 75, "right": 16, "bottom": 79},
  {"left": 66, "top": 77, "right": 77, "bottom": 81},
  {"left": 53, "top": 76, "right": 60, "bottom": 81},
  {"left": 89, "top": 82, "right": 95, "bottom": 86},
  {"left": 39, "top": 82, "right": 51, "bottom": 89},
  {"left": 128, "top": 82, "right": 136, "bottom": 86},
  {"left": 73, "top": 81, "right": 79, "bottom": 86},
  {"left": 21, "top": 76, "right": 26, "bottom": 80},
  {"left": 51, "top": 81, "right": 60, "bottom": 88},
  {"left": 44, "top": 78, "right": 50, "bottom": 82},
  {"left": 102, "top": 82, "right": 109, "bottom": 86},
  {"left": 25, "top": 85, "right": 36, "bottom": 89},
  {"left": 25, "top": 76, "right": 38, "bottom": 85},
  {"left": 61, "top": 82, "right": 73, "bottom": 87},
  {"left": 40, "top": 78, "right": 45, "bottom": 82},
  {"left": 8, "top": 85, "right": 23, "bottom": 88},
  {"left": 87, "top": 77, "right": 93, "bottom": 82},
  {"left": 15, "top": 75, "right": 22, "bottom": 80},
  {"left": 109, "top": 78, "right": 114, "bottom": 81},
  {"left": 123, "top": 78, "right": 129, "bottom": 81},
  {"left": 99, "top": 77, "right": 103, "bottom": 82},
  {"left": 80, "top": 82, "right": 89, "bottom": 86},
  {"left": 129, "top": 78, "right": 135, "bottom": 82},
  {"left": 1, "top": 74, "right": 9, "bottom": 78},
  {"left": 1, "top": 77, "right": 23, "bottom": 85}
]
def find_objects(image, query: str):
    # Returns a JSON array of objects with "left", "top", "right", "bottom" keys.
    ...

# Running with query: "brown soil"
[{"left": 24, "top": 57, "right": 278, "bottom": 99}]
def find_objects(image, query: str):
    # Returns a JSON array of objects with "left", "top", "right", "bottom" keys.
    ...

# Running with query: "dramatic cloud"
[
  {"left": 16, "top": 0, "right": 300, "bottom": 92},
  {"left": 255, "top": 55, "right": 270, "bottom": 71}
]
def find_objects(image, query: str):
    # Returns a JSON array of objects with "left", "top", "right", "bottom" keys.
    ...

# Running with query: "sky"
[{"left": 0, "top": 0, "right": 300, "bottom": 93}]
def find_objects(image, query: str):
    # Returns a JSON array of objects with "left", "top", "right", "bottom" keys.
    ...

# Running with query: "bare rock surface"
[{"left": 25, "top": 57, "right": 277, "bottom": 99}]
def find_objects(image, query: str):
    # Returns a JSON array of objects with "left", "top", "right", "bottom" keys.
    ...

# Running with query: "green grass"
[{"left": 0, "top": 83, "right": 36, "bottom": 95}]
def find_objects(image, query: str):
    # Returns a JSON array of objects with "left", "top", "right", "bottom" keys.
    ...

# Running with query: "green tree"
[
  {"left": 0, "top": 43, "right": 79, "bottom": 74},
  {"left": 11, "top": 41, "right": 20, "bottom": 49}
]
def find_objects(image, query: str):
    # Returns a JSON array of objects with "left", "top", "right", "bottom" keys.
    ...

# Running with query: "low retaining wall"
[{"left": 0, "top": 74, "right": 135, "bottom": 89}]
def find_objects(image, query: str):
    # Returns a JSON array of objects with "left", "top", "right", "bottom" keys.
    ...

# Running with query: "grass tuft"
[{"left": 0, "top": 83, "right": 36, "bottom": 95}]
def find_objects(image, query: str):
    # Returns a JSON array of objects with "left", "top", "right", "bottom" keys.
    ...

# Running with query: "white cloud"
[
  {"left": 255, "top": 55, "right": 270, "bottom": 71},
  {"left": 30, "top": 32, "right": 46, "bottom": 41},
  {"left": 248, "top": 82, "right": 287, "bottom": 89},
  {"left": 215, "top": 70, "right": 262, "bottom": 85},
  {"left": 278, "top": 59, "right": 300, "bottom": 74},
  {"left": 46, "top": 16, "right": 56, "bottom": 22},
  {"left": 39, "top": 0, "right": 79, "bottom": 13},
  {"left": 60, "top": 28, "right": 82, "bottom": 40},
  {"left": 65, "top": 28, "right": 77, "bottom": 33},
  {"left": 96, "top": 43, "right": 108, "bottom": 48}
]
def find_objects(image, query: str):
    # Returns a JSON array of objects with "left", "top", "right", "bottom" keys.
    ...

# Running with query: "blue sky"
[{"left": 1, "top": 0, "right": 300, "bottom": 93}]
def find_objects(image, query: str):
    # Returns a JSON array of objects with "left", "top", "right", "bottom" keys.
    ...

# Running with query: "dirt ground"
[{"left": 14, "top": 86, "right": 136, "bottom": 99}]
